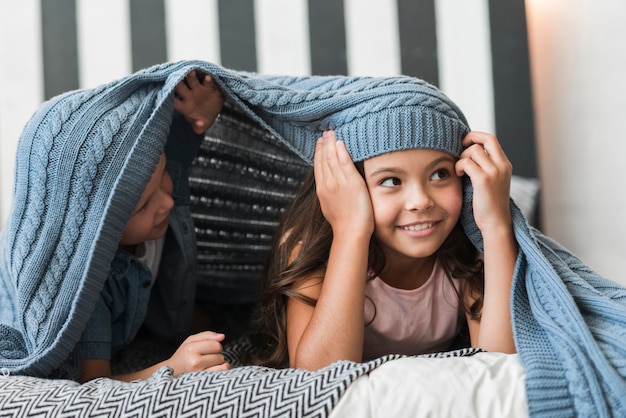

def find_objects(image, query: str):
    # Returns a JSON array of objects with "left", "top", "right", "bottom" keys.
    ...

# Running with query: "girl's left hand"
[{"left": 455, "top": 132, "right": 513, "bottom": 234}]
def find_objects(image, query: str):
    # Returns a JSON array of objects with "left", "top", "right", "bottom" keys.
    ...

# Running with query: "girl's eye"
[
  {"left": 380, "top": 177, "right": 401, "bottom": 187},
  {"left": 431, "top": 168, "right": 450, "bottom": 181}
]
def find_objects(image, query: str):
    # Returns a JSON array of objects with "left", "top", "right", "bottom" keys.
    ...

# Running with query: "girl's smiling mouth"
[{"left": 400, "top": 222, "right": 435, "bottom": 232}]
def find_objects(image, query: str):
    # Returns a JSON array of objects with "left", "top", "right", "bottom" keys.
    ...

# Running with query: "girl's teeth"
[{"left": 403, "top": 223, "right": 433, "bottom": 231}]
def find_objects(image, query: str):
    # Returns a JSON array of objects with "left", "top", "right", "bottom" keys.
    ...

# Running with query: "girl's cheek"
[{"left": 451, "top": 194, "right": 463, "bottom": 218}]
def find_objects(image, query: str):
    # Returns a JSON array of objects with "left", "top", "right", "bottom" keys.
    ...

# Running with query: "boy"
[{"left": 78, "top": 71, "right": 230, "bottom": 382}]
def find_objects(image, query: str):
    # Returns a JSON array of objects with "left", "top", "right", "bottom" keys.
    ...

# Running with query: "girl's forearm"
[
  {"left": 292, "top": 232, "right": 370, "bottom": 370},
  {"left": 476, "top": 225, "right": 518, "bottom": 353}
]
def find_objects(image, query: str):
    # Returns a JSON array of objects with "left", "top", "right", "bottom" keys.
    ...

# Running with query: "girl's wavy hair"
[{"left": 249, "top": 162, "right": 484, "bottom": 368}]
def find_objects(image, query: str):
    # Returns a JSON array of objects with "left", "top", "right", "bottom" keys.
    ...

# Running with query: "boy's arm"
[
  {"left": 80, "top": 357, "right": 161, "bottom": 382},
  {"left": 80, "top": 331, "right": 230, "bottom": 383},
  {"left": 145, "top": 72, "right": 225, "bottom": 343},
  {"left": 80, "top": 359, "right": 111, "bottom": 382},
  {"left": 165, "top": 112, "right": 205, "bottom": 169},
  {"left": 165, "top": 70, "right": 224, "bottom": 171}
]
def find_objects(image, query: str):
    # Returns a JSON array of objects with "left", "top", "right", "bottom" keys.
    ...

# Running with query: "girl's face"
[
  {"left": 119, "top": 153, "right": 174, "bottom": 250},
  {"left": 363, "top": 148, "right": 462, "bottom": 264}
]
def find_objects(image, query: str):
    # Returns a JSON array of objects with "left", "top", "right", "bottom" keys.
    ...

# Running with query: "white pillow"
[{"left": 330, "top": 352, "right": 527, "bottom": 418}]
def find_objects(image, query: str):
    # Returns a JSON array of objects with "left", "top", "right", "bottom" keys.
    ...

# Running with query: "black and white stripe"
[{"left": 0, "top": 0, "right": 535, "bottom": 223}]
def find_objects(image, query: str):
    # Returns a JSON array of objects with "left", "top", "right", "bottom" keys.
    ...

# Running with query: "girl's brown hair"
[{"left": 250, "top": 164, "right": 484, "bottom": 368}]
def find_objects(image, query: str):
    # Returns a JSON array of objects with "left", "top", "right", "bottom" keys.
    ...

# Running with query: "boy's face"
[{"left": 119, "top": 153, "right": 174, "bottom": 250}]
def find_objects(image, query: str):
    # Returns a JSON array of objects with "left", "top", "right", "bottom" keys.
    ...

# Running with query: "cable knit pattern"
[{"left": 1, "top": 61, "right": 626, "bottom": 417}]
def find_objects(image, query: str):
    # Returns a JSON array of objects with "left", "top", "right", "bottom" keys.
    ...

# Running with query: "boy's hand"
[
  {"left": 167, "top": 331, "right": 230, "bottom": 376},
  {"left": 173, "top": 70, "right": 224, "bottom": 134}
]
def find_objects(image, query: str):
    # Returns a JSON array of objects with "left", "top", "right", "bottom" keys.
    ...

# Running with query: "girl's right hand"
[
  {"left": 167, "top": 331, "right": 230, "bottom": 376},
  {"left": 288, "top": 131, "right": 373, "bottom": 369},
  {"left": 314, "top": 131, "right": 374, "bottom": 238}
]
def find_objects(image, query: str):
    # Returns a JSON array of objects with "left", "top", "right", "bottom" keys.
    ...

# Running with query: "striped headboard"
[{"left": 0, "top": 0, "right": 535, "bottom": 220}]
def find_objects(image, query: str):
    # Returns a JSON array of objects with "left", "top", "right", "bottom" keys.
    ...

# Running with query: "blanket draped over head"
[{"left": 1, "top": 60, "right": 625, "bottom": 417}]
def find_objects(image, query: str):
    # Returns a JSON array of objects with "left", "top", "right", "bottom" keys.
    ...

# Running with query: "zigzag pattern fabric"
[{"left": 0, "top": 348, "right": 480, "bottom": 417}]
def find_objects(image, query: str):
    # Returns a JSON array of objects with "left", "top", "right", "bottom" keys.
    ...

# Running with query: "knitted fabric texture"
[{"left": 1, "top": 61, "right": 625, "bottom": 417}]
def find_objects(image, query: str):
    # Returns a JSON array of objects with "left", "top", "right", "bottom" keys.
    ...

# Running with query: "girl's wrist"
[
  {"left": 332, "top": 224, "right": 373, "bottom": 242},
  {"left": 481, "top": 223, "right": 516, "bottom": 247}
]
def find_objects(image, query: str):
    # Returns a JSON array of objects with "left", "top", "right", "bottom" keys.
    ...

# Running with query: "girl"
[{"left": 255, "top": 128, "right": 518, "bottom": 370}]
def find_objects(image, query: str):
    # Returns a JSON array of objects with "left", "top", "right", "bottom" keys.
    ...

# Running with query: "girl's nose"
[{"left": 405, "top": 185, "right": 434, "bottom": 212}]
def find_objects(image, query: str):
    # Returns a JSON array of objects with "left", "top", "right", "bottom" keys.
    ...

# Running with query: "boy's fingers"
[
  {"left": 186, "top": 331, "right": 226, "bottom": 343},
  {"left": 200, "top": 330, "right": 226, "bottom": 340},
  {"left": 186, "top": 71, "right": 203, "bottom": 88},
  {"left": 174, "top": 73, "right": 197, "bottom": 99},
  {"left": 186, "top": 339, "right": 224, "bottom": 357},
  {"left": 175, "top": 71, "right": 216, "bottom": 96},
  {"left": 174, "top": 82, "right": 190, "bottom": 101},
  {"left": 205, "top": 362, "right": 230, "bottom": 372}
]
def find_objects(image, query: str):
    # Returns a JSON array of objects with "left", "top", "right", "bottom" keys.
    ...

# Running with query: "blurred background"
[{"left": 0, "top": 0, "right": 624, "bottom": 284}]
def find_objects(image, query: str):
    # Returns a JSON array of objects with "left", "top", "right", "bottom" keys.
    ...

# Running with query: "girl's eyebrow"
[
  {"left": 428, "top": 155, "right": 457, "bottom": 167},
  {"left": 366, "top": 166, "right": 403, "bottom": 178}
]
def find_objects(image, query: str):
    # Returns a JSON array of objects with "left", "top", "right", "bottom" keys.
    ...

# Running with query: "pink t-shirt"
[{"left": 362, "top": 260, "right": 463, "bottom": 361}]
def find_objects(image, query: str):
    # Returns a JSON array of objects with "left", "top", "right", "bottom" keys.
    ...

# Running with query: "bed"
[
  {"left": 0, "top": 349, "right": 527, "bottom": 417},
  {"left": 2, "top": 61, "right": 624, "bottom": 418}
]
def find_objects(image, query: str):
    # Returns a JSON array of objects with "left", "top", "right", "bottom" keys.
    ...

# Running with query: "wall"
[{"left": 526, "top": 0, "right": 626, "bottom": 283}]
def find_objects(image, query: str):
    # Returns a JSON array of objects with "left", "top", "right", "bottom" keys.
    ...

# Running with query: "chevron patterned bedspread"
[{"left": 0, "top": 348, "right": 480, "bottom": 417}]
